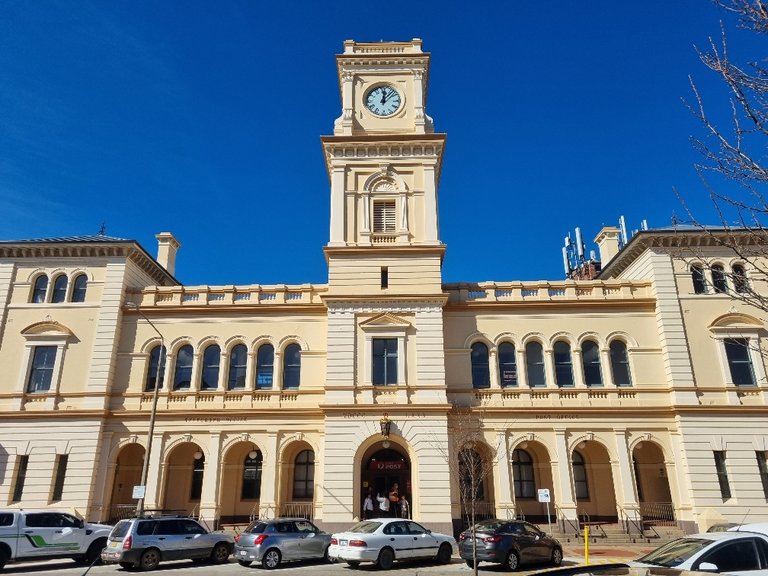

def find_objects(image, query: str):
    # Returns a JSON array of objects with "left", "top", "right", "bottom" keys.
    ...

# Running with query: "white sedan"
[
  {"left": 329, "top": 517, "right": 455, "bottom": 570},
  {"left": 630, "top": 530, "right": 768, "bottom": 574}
]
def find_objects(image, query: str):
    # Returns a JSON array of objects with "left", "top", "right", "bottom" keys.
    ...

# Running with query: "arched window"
[
  {"left": 471, "top": 342, "right": 490, "bottom": 389},
  {"left": 51, "top": 275, "right": 68, "bottom": 303},
  {"left": 145, "top": 345, "right": 166, "bottom": 391},
  {"left": 71, "top": 274, "right": 87, "bottom": 302},
  {"left": 256, "top": 344, "right": 274, "bottom": 389},
  {"left": 553, "top": 341, "right": 574, "bottom": 387},
  {"left": 173, "top": 345, "right": 193, "bottom": 390},
  {"left": 293, "top": 450, "right": 315, "bottom": 499},
  {"left": 525, "top": 342, "right": 546, "bottom": 387},
  {"left": 572, "top": 450, "right": 589, "bottom": 500},
  {"left": 581, "top": 340, "right": 602, "bottom": 386},
  {"left": 498, "top": 342, "right": 517, "bottom": 387},
  {"left": 610, "top": 340, "right": 632, "bottom": 387},
  {"left": 201, "top": 344, "right": 220, "bottom": 390},
  {"left": 512, "top": 449, "right": 535, "bottom": 498},
  {"left": 31, "top": 275, "right": 48, "bottom": 303},
  {"left": 691, "top": 265, "right": 706, "bottom": 294},
  {"left": 732, "top": 264, "right": 749, "bottom": 294},
  {"left": 190, "top": 453, "right": 204, "bottom": 501},
  {"left": 242, "top": 451, "right": 263, "bottom": 500},
  {"left": 227, "top": 344, "right": 247, "bottom": 390},
  {"left": 283, "top": 343, "right": 301, "bottom": 389},
  {"left": 712, "top": 264, "right": 727, "bottom": 293},
  {"left": 458, "top": 448, "right": 485, "bottom": 500}
]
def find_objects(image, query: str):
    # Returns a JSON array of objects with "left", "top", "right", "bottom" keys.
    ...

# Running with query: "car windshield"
[
  {"left": 636, "top": 538, "right": 712, "bottom": 567},
  {"left": 244, "top": 521, "right": 267, "bottom": 534},
  {"left": 471, "top": 520, "right": 506, "bottom": 533},
  {"left": 346, "top": 521, "right": 382, "bottom": 534},
  {"left": 110, "top": 520, "right": 131, "bottom": 538}
]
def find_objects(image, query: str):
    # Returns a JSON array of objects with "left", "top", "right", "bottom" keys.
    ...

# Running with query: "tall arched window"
[
  {"left": 293, "top": 450, "right": 315, "bottom": 499},
  {"left": 201, "top": 344, "right": 220, "bottom": 390},
  {"left": 51, "top": 275, "right": 68, "bottom": 303},
  {"left": 712, "top": 264, "right": 727, "bottom": 293},
  {"left": 512, "top": 449, "right": 535, "bottom": 498},
  {"left": 581, "top": 340, "right": 602, "bottom": 386},
  {"left": 145, "top": 345, "right": 166, "bottom": 391},
  {"left": 609, "top": 340, "right": 632, "bottom": 387},
  {"left": 732, "top": 264, "right": 749, "bottom": 294},
  {"left": 242, "top": 451, "right": 263, "bottom": 500},
  {"left": 691, "top": 265, "right": 706, "bottom": 294},
  {"left": 471, "top": 342, "right": 490, "bottom": 389},
  {"left": 71, "top": 274, "right": 87, "bottom": 302},
  {"left": 190, "top": 454, "right": 204, "bottom": 501},
  {"left": 173, "top": 345, "right": 193, "bottom": 390},
  {"left": 227, "top": 344, "right": 247, "bottom": 390},
  {"left": 553, "top": 341, "right": 574, "bottom": 387},
  {"left": 572, "top": 450, "right": 589, "bottom": 500},
  {"left": 283, "top": 344, "right": 301, "bottom": 389},
  {"left": 525, "top": 342, "right": 546, "bottom": 387},
  {"left": 256, "top": 344, "right": 274, "bottom": 389},
  {"left": 498, "top": 342, "right": 517, "bottom": 387},
  {"left": 32, "top": 275, "right": 48, "bottom": 303}
]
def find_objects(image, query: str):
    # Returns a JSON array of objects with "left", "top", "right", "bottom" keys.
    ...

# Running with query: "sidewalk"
[{"left": 562, "top": 543, "right": 655, "bottom": 563}]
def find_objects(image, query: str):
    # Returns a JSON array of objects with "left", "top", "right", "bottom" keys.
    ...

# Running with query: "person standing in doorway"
[
  {"left": 399, "top": 493, "right": 410, "bottom": 519},
  {"left": 363, "top": 488, "right": 374, "bottom": 519},
  {"left": 376, "top": 492, "right": 389, "bottom": 516},
  {"left": 388, "top": 483, "right": 400, "bottom": 518}
]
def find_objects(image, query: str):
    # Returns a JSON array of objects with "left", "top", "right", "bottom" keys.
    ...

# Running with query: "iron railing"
[
  {"left": 278, "top": 501, "right": 314, "bottom": 520},
  {"left": 639, "top": 502, "right": 676, "bottom": 526}
]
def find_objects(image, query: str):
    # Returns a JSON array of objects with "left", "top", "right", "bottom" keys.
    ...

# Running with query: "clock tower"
[{"left": 320, "top": 40, "right": 452, "bottom": 533}]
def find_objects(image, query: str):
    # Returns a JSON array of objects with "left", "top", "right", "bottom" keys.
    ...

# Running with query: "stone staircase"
[{"left": 545, "top": 521, "right": 685, "bottom": 548}]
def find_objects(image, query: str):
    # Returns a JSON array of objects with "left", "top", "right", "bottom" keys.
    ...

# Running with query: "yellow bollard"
[{"left": 584, "top": 524, "right": 589, "bottom": 565}]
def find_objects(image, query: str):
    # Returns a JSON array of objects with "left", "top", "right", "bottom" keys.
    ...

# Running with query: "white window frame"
[
  {"left": 373, "top": 200, "right": 397, "bottom": 233},
  {"left": 712, "top": 328, "right": 766, "bottom": 387},
  {"left": 18, "top": 335, "right": 69, "bottom": 396},
  {"left": 362, "top": 326, "right": 406, "bottom": 386}
]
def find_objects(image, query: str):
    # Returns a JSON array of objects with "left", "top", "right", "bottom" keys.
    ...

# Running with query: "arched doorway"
[
  {"left": 361, "top": 446, "right": 410, "bottom": 518},
  {"left": 633, "top": 441, "right": 674, "bottom": 526},
  {"left": 220, "top": 441, "right": 263, "bottom": 525},
  {"left": 162, "top": 441, "right": 205, "bottom": 517},
  {"left": 511, "top": 441, "right": 554, "bottom": 523},
  {"left": 572, "top": 441, "right": 617, "bottom": 523},
  {"left": 108, "top": 443, "right": 144, "bottom": 522}
]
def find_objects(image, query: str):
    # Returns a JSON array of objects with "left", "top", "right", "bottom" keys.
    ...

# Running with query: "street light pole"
[{"left": 126, "top": 302, "right": 165, "bottom": 517}]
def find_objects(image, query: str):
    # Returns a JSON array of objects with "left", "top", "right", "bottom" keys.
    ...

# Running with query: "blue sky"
[{"left": 1, "top": 1, "right": 762, "bottom": 286}]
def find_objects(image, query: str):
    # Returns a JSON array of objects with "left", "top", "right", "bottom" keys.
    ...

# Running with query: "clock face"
[{"left": 365, "top": 85, "right": 402, "bottom": 117}]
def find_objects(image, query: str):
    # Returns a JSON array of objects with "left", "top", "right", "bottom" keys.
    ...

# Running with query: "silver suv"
[
  {"left": 234, "top": 517, "right": 332, "bottom": 569},
  {"left": 101, "top": 515, "right": 233, "bottom": 571}
]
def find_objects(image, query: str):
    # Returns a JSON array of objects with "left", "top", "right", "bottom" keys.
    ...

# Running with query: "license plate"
[
  {"left": 239, "top": 550, "right": 247, "bottom": 556},
  {"left": 108, "top": 541, "right": 120, "bottom": 549},
  {"left": 340, "top": 540, "right": 347, "bottom": 546}
]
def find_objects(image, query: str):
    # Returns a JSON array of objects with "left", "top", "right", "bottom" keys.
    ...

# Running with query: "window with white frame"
[
  {"left": 712, "top": 321, "right": 765, "bottom": 387},
  {"left": 27, "top": 346, "right": 57, "bottom": 393},
  {"left": 373, "top": 338, "right": 398, "bottom": 385},
  {"left": 361, "top": 316, "right": 408, "bottom": 387},
  {"left": 19, "top": 323, "right": 71, "bottom": 396},
  {"left": 724, "top": 338, "right": 756, "bottom": 386},
  {"left": 373, "top": 200, "right": 396, "bottom": 233}
]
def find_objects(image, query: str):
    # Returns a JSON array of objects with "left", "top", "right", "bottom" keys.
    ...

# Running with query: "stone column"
[
  {"left": 553, "top": 429, "right": 576, "bottom": 521},
  {"left": 259, "top": 433, "right": 279, "bottom": 519},
  {"left": 200, "top": 432, "right": 222, "bottom": 526}
]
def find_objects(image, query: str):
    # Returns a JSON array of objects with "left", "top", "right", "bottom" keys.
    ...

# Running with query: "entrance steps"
[{"left": 543, "top": 522, "right": 685, "bottom": 547}]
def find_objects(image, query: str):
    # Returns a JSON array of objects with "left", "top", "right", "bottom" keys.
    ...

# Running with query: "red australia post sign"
[{"left": 370, "top": 460, "right": 406, "bottom": 471}]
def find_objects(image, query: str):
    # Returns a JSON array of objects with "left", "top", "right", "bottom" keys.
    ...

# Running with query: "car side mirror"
[
  {"left": 698, "top": 562, "right": 719, "bottom": 572},
  {"left": 78, "top": 519, "right": 85, "bottom": 529},
  {"left": 425, "top": 529, "right": 431, "bottom": 535}
]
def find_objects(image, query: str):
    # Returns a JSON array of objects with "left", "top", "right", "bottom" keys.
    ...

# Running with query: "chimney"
[
  {"left": 594, "top": 227, "right": 621, "bottom": 265},
  {"left": 155, "top": 232, "right": 180, "bottom": 276}
]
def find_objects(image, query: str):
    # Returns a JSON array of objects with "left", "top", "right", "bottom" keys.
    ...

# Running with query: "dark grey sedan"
[
  {"left": 458, "top": 519, "right": 562, "bottom": 570},
  {"left": 234, "top": 517, "right": 332, "bottom": 569}
]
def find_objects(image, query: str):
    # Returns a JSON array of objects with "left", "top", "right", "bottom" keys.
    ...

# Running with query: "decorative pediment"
[
  {"left": 359, "top": 312, "right": 411, "bottom": 329},
  {"left": 21, "top": 320, "right": 74, "bottom": 337},
  {"left": 709, "top": 313, "right": 764, "bottom": 330}
]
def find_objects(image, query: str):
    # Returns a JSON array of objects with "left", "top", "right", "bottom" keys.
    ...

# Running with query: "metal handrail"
[
  {"left": 554, "top": 504, "right": 579, "bottom": 535},
  {"left": 617, "top": 505, "right": 643, "bottom": 535},
  {"left": 638, "top": 502, "right": 676, "bottom": 526}
]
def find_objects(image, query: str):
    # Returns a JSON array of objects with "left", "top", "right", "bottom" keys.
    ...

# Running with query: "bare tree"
[
  {"left": 432, "top": 405, "right": 505, "bottom": 576},
  {"left": 675, "top": 0, "right": 768, "bottom": 313}
]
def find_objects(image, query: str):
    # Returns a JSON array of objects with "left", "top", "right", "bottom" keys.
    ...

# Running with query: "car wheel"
[
  {"left": 139, "top": 548, "right": 161, "bottom": 571},
  {"left": 551, "top": 547, "right": 563, "bottom": 566},
  {"left": 436, "top": 543, "right": 452, "bottom": 564},
  {"left": 262, "top": 548, "right": 281, "bottom": 569},
  {"left": 505, "top": 550, "right": 520, "bottom": 571},
  {"left": 346, "top": 560, "right": 360, "bottom": 568},
  {"left": 210, "top": 542, "right": 230, "bottom": 564},
  {"left": 237, "top": 559, "right": 252, "bottom": 567},
  {"left": 466, "top": 558, "right": 476, "bottom": 568},
  {"left": 323, "top": 545, "right": 333, "bottom": 563},
  {"left": 377, "top": 547, "right": 395, "bottom": 570},
  {"left": 0, "top": 547, "right": 8, "bottom": 570},
  {"left": 85, "top": 538, "right": 107, "bottom": 565}
]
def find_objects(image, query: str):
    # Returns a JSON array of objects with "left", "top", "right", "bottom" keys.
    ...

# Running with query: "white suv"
[{"left": 0, "top": 510, "right": 112, "bottom": 570}]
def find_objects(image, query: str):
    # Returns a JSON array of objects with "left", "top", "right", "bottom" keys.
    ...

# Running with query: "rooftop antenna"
[
  {"left": 98, "top": 222, "right": 106, "bottom": 236},
  {"left": 619, "top": 215, "right": 628, "bottom": 247}
]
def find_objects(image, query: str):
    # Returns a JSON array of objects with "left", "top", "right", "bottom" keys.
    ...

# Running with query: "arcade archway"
[{"left": 360, "top": 445, "right": 411, "bottom": 519}]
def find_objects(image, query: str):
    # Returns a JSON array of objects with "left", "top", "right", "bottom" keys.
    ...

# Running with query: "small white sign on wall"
[
  {"left": 537, "top": 488, "right": 550, "bottom": 503},
  {"left": 132, "top": 485, "right": 145, "bottom": 500}
]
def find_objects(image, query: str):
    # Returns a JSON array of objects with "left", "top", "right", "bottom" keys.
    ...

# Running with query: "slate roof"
[{"left": 0, "top": 234, "right": 131, "bottom": 243}]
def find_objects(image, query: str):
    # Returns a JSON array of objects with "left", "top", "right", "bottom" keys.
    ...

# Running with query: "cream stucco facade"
[{"left": 1, "top": 39, "right": 767, "bottom": 538}]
